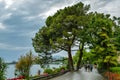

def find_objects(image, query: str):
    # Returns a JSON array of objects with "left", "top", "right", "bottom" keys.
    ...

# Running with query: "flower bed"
[
  {"left": 7, "top": 76, "right": 25, "bottom": 80},
  {"left": 31, "top": 70, "right": 69, "bottom": 80},
  {"left": 104, "top": 72, "right": 120, "bottom": 80}
]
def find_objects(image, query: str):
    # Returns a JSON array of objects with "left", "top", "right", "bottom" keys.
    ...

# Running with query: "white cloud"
[
  {"left": 85, "top": 0, "right": 120, "bottom": 17},
  {"left": 0, "top": 23, "right": 6, "bottom": 30},
  {"left": 38, "top": 0, "right": 76, "bottom": 19},
  {"left": 101, "top": 0, "right": 120, "bottom": 17},
  {"left": 38, "top": 0, "right": 120, "bottom": 19},
  {"left": 18, "top": 30, "right": 37, "bottom": 38},
  {"left": 0, "top": 13, "right": 12, "bottom": 20},
  {"left": 0, "top": 43, "right": 31, "bottom": 50},
  {"left": 4, "top": 0, "right": 15, "bottom": 9},
  {"left": 23, "top": 15, "right": 38, "bottom": 21},
  {"left": 39, "top": 7, "right": 61, "bottom": 19}
]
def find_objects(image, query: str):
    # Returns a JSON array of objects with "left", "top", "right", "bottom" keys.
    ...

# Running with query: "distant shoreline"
[{"left": 6, "top": 61, "right": 17, "bottom": 65}]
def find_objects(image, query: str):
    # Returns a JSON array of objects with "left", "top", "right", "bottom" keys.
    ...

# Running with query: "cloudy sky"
[{"left": 0, "top": 0, "right": 120, "bottom": 62}]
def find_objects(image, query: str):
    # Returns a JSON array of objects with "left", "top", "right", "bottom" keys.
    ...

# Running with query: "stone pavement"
[{"left": 49, "top": 67, "right": 106, "bottom": 80}]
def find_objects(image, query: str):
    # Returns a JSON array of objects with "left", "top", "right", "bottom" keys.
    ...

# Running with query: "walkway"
[{"left": 50, "top": 67, "right": 106, "bottom": 80}]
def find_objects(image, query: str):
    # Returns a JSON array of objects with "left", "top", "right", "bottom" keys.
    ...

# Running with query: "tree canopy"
[
  {"left": 32, "top": 2, "right": 120, "bottom": 71},
  {"left": 33, "top": 2, "right": 91, "bottom": 71}
]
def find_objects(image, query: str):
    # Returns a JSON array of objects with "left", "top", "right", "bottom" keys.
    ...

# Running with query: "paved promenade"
[{"left": 50, "top": 67, "right": 106, "bottom": 80}]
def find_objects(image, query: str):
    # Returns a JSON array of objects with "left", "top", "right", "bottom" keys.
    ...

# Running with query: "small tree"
[
  {"left": 15, "top": 51, "right": 34, "bottom": 80},
  {"left": 0, "top": 57, "right": 7, "bottom": 80}
]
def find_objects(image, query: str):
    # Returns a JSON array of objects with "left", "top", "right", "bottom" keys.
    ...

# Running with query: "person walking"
[
  {"left": 94, "top": 63, "right": 97, "bottom": 68},
  {"left": 90, "top": 64, "right": 93, "bottom": 72},
  {"left": 84, "top": 64, "right": 87, "bottom": 71},
  {"left": 37, "top": 70, "right": 41, "bottom": 76}
]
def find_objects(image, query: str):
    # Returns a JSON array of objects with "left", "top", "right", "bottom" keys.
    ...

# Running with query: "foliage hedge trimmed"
[{"left": 110, "top": 67, "right": 120, "bottom": 73}]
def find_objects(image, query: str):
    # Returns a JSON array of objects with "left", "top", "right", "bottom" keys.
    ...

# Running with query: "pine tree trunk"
[
  {"left": 76, "top": 43, "right": 84, "bottom": 71},
  {"left": 68, "top": 46, "right": 74, "bottom": 71}
]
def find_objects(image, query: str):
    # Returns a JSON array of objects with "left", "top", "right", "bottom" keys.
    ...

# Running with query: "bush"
[
  {"left": 59, "top": 66, "right": 66, "bottom": 70},
  {"left": 43, "top": 68, "right": 53, "bottom": 74},
  {"left": 15, "top": 51, "right": 34, "bottom": 80},
  {"left": 110, "top": 67, "right": 120, "bottom": 73},
  {"left": 53, "top": 68, "right": 61, "bottom": 74},
  {"left": 0, "top": 57, "right": 7, "bottom": 80},
  {"left": 52, "top": 66, "right": 67, "bottom": 74},
  {"left": 117, "top": 63, "right": 120, "bottom": 67}
]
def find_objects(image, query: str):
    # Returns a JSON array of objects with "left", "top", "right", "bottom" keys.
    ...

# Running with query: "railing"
[{"left": 32, "top": 70, "right": 69, "bottom": 80}]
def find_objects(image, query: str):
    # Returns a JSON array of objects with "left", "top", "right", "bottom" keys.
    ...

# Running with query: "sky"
[{"left": 0, "top": 0, "right": 120, "bottom": 62}]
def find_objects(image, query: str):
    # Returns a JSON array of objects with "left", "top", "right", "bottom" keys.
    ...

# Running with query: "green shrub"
[
  {"left": 0, "top": 57, "right": 7, "bottom": 80},
  {"left": 59, "top": 66, "right": 66, "bottom": 70},
  {"left": 52, "top": 66, "right": 67, "bottom": 74},
  {"left": 117, "top": 63, "right": 120, "bottom": 67},
  {"left": 15, "top": 51, "right": 34, "bottom": 80},
  {"left": 53, "top": 68, "right": 61, "bottom": 73},
  {"left": 44, "top": 68, "right": 53, "bottom": 74},
  {"left": 110, "top": 67, "right": 120, "bottom": 73}
]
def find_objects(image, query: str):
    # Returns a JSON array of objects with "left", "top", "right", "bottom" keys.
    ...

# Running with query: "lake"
[{"left": 6, "top": 64, "right": 61, "bottom": 79}]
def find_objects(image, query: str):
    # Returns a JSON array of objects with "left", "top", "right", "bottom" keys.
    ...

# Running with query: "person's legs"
[
  {"left": 91, "top": 66, "right": 93, "bottom": 72},
  {"left": 85, "top": 65, "right": 87, "bottom": 71},
  {"left": 88, "top": 65, "right": 90, "bottom": 72}
]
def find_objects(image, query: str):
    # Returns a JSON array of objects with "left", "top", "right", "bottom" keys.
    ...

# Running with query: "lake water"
[{"left": 6, "top": 64, "right": 61, "bottom": 79}]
